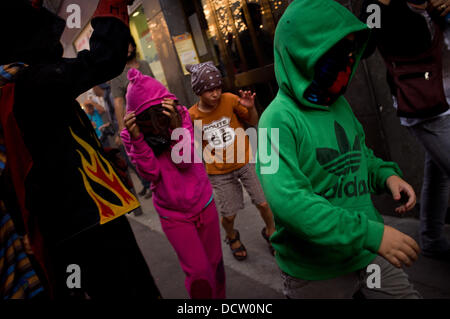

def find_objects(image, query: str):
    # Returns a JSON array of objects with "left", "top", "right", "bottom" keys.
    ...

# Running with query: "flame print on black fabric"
[{"left": 70, "top": 128, "right": 140, "bottom": 224}]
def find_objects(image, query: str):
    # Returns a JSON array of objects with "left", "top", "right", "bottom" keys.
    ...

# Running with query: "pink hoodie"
[{"left": 121, "top": 69, "right": 212, "bottom": 220}]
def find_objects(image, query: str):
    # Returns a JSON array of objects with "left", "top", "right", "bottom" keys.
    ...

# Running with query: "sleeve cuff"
[
  {"left": 377, "top": 165, "right": 403, "bottom": 192},
  {"left": 364, "top": 219, "right": 385, "bottom": 253},
  {"left": 131, "top": 133, "right": 150, "bottom": 154}
]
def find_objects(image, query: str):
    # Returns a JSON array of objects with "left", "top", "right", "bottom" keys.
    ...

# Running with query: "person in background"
[
  {"left": 361, "top": 0, "right": 450, "bottom": 261},
  {"left": 111, "top": 35, "right": 154, "bottom": 134},
  {"left": 187, "top": 62, "right": 276, "bottom": 261},
  {"left": 0, "top": 0, "right": 161, "bottom": 299},
  {"left": 121, "top": 69, "right": 226, "bottom": 299},
  {"left": 111, "top": 35, "right": 154, "bottom": 198},
  {"left": 84, "top": 98, "right": 105, "bottom": 139},
  {"left": 88, "top": 84, "right": 116, "bottom": 147}
]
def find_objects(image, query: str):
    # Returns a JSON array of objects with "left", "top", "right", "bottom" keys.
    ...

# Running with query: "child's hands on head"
[
  {"left": 124, "top": 112, "right": 141, "bottom": 140},
  {"left": 125, "top": 100, "right": 181, "bottom": 144},
  {"left": 238, "top": 90, "right": 256, "bottom": 109},
  {"left": 162, "top": 98, "right": 182, "bottom": 129}
]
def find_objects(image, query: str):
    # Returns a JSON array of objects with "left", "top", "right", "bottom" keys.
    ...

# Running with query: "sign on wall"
[{"left": 172, "top": 33, "right": 200, "bottom": 75}]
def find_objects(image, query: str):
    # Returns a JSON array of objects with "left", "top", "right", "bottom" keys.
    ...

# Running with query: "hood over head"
[
  {"left": 186, "top": 62, "right": 223, "bottom": 96},
  {"left": 0, "top": 0, "right": 66, "bottom": 66},
  {"left": 126, "top": 68, "right": 177, "bottom": 115},
  {"left": 274, "top": 0, "right": 370, "bottom": 109}
]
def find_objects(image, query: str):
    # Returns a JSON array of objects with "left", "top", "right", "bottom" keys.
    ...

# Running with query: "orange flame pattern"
[{"left": 70, "top": 128, "right": 140, "bottom": 224}]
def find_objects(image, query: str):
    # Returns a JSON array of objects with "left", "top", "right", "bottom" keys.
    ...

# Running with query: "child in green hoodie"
[{"left": 256, "top": 0, "right": 421, "bottom": 298}]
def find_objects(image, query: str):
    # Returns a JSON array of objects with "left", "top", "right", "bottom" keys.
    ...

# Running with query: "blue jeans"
[{"left": 409, "top": 114, "right": 450, "bottom": 253}]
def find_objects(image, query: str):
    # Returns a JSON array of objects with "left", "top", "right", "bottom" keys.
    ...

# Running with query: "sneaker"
[
  {"left": 144, "top": 190, "right": 153, "bottom": 199},
  {"left": 133, "top": 208, "right": 144, "bottom": 217},
  {"left": 138, "top": 187, "right": 147, "bottom": 196}
]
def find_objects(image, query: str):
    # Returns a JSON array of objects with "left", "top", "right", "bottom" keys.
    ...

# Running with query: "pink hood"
[{"left": 126, "top": 68, "right": 177, "bottom": 115}]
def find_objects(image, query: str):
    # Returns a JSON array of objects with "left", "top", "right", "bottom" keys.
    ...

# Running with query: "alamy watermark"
[
  {"left": 66, "top": 264, "right": 81, "bottom": 289},
  {"left": 366, "top": 4, "right": 381, "bottom": 29},
  {"left": 61, "top": 3, "right": 381, "bottom": 30},
  {"left": 66, "top": 4, "right": 81, "bottom": 29},
  {"left": 366, "top": 263, "right": 381, "bottom": 289},
  {"left": 168, "top": 122, "right": 280, "bottom": 175}
]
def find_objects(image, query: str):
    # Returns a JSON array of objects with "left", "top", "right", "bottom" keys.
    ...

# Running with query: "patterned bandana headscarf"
[{"left": 186, "top": 62, "right": 223, "bottom": 95}]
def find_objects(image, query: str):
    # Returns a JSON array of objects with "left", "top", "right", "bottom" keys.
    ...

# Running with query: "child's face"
[
  {"left": 200, "top": 87, "right": 222, "bottom": 107},
  {"left": 136, "top": 117, "right": 158, "bottom": 136},
  {"left": 135, "top": 106, "right": 173, "bottom": 156},
  {"left": 135, "top": 106, "right": 171, "bottom": 137},
  {"left": 303, "top": 32, "right": 359, "bottom": 105}
]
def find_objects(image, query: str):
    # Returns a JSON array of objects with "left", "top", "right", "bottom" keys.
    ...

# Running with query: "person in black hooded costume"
[{"left": 0, "top": 0, "right": 161, "bottom": 299}]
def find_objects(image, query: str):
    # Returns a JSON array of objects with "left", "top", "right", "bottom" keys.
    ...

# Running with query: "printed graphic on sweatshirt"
[
  {"left": 203, "top": 117, "right": 236, "bottom": 149},
  {"left": 70, "top": 127, "right": 140, "bottom": 224},
  {"left": 316, "top": 121, "right": 369, "bottom": 199},
  {"left": 316, "top": 121, "right": 362, "bottom": 176}
]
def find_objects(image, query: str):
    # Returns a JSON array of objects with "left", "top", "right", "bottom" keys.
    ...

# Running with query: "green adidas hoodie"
[{"left": 256, "top": 0, "right": 402, "bottom": 280}]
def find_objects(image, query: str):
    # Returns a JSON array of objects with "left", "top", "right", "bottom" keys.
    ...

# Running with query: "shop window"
[
  {"left": 200, "top": 0, "right": 291, "bottom": 74},
  {"left": 267, "top": 0, "right": 290, "bottom": 25},
  {"left": 129, "top": 6, "right": 168, "bottom": 87},
  {"left": 199, "top": 0, "right": 290, "bottom": 112}
]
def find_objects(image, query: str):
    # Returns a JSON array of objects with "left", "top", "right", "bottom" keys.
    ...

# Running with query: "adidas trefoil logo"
[
  {"left": 316, "top": 121, "right": 362, "bottom": 176},
  {"left": 316, "top": 122, "right": 369, "bottom": 199}
]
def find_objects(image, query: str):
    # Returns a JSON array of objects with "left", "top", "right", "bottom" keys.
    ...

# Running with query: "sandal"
[
  {"left": 225, "top": 229, "right": 247, "bottom": 261},
  {"left": 262, "top": 227, "right": 275, "bottom": 256}
]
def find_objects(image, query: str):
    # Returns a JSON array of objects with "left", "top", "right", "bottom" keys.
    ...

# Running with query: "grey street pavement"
[{"left": 127, "top": 173, "right": 450, "bottom": 299}]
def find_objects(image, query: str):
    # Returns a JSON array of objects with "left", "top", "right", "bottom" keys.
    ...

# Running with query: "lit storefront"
[
  {"left": 183, "top": 0, "right": 293, "bottom": 112},
  {"left": 62, "top": 0, "right": 293, "bottom": 110},
  {"left": 53, "top": 0, "right": 439, "bottom": 214},
  {"left": 126, "top": 0, "right": 293, "bottom": 111},
  {"left": 129, "top": 5, "right": 168, "bottom": 87}
]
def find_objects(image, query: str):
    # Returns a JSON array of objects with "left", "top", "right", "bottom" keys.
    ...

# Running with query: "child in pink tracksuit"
[{"left": 120, "top": 68, "right": 226, "bottom": 299}]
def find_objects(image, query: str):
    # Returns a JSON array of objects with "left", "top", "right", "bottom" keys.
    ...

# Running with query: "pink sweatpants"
[{"left": 159, "top": 200, "right": 226, "bottom": 299}]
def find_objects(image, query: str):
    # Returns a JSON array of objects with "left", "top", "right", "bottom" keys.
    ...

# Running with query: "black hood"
[{"left": 0, "top": 1, "right": 66, "bottom": 65}]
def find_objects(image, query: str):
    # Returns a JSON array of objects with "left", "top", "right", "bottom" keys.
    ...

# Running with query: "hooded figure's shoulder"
[{"left": 259, "top": 92, "right": 307, "bottom": 135}]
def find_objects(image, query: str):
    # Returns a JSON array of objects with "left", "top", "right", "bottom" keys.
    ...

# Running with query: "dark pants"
[
  {"left": 281, "top": 256, "right": 421, "bottom": 299},
  {"left": 50, "top": 216, "right": 161, "bottom": 299},
  {"left": 409, "top": 115, "right": 450, "bottom": 254}
]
